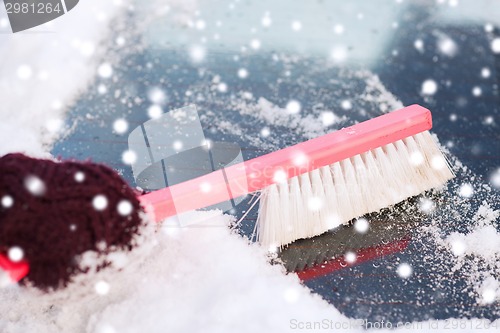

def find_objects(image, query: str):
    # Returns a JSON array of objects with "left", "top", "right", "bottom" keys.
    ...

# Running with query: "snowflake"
[
  {"left": 93, "top": 195, "right": 108, "bottom": 211},
  {"left": 189, "top": 45, "right": 206, "bottom": 63},
  {"left": 260, "top": 127, "right": 270, "bottom": 137},
  {"left": 117, "top": 200, "right": 133, "bottom": 216},
  {"left": 491, "top": 38, "right": 500, "bottom": 54},
  {"left": 25, "top": 175, "right": 46, "bottom": 196},
  {"left": 148, "top": 105, "right": 163, "bottom": 119},
  {"left": 354, "top": 217, "right": 369, "bottom": 234},
  {"left": 413, "top": 39, "right": 424, "bottom": 52},
  {"left": 148, "top": 87, "right": 166, "bottom": 104},
  {"left": 481, "top": 67, "right": 491, "bottom": 78},
  {"left": 286, "top": 100, "right": 301, "bottom": 114},
  {"left": 421, "top": 79, "right": 438, "bottom": 95},
  {"left": 113, "top": 118, "right": 128, "bottom": 134},
  {"left": 97, "top": 63, "right": 113, "bottom": 78},
  {"left": 8, "top": 247, "right": 24, "bottom": 262},
  {"left": 250, "top": 39, "right": 261, "bottom": 50},
  {"left": 341, "top": 100, "right": 352, "bottom": 110},
  {"left": 458, "top": 183, "right": 474, "bottom": 198},
  {"left": 74, "top": 171, "right": 85, "bottom": 183},
  {"left": 261, "top": 15, "right": 272, "bottom": 27},
  {"left": 237, "top": 68, "right": 248, "bottom": 79},
  {"left": 122, "top": 150, "right": 137, "bottom": 165},
  {"left": 17, "top": 65, "right": 32, "bottom": 80},
  {"left": 308, "top": 197, "right": 324, "bottom": 211},
  {"left": 291, "top": 20, "right": 302, "bottom": 31},
  {"left": 95, "top": 280, "right": 110, "bottom": 295},
  {"left": 1, "top": 195, "right": 14, "bottom": 208},
  {"left": 472, "top": 86, "right": 482, "bottom": 97},
  {"left": 333, "top": 24, "right": 344, "bottom": 35},
  {"left": 345, "top": 251, "right": 357, "bottom": 264},
  {"left": 397, "top": 263, "right": 413, "bottom": 278}
]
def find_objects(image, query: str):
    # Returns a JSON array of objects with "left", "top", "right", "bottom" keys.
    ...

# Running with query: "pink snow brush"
[{"left": 0, "top": 104, "right": 454, "bottom": 286}]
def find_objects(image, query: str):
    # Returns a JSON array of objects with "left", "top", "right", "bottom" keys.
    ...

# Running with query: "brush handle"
[{"left": 140, "top": 104, "right": 432, "bottom": 222}]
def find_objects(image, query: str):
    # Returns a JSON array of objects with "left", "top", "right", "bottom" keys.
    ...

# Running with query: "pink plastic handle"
[{"left": 140, "top": 104, "right": 432, "bottom": 221}]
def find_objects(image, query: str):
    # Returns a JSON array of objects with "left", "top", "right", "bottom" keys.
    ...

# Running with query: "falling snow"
[
  {"left": 92, "top": 195, "right": 108, "bottom": 211},
  {"left": 74, "top": 171, "right": 85, "bottom": 183},
  {"left": 421, "top": 79, "right": 438, "bottom": 95},
  {"left": 286, "top": 100, "right": 301, "bottom": 114},
  {"left": 1, "top": 195, "right": 14, "bottom": 208},
  {"left": 397, "top": 263, "right": 413, "bottom": 279},
  {"left": 17, "top": 65, "right": 32, "bottom": 80},
  {"left": 97, "top": 63, "right": 113, "bottom": 78},
  {"left": 8, "top": 247, "right": 24, "bottom": 262},
  {"left": 113, "top": 118, "right": 128, "bottom": 134},
  {"left": 458, "top": 183, "right": 474, "bottom": 198},
  {"left": 24, "top": 175, "right": 46, "bottom": 196},
  {"left": 117, "top": 200, "right": 133, "bottom": 216},
  {"left": 291, "top": 21, "right": 302, "bottom": 31},
  {"left": 354, "top": 218, "right": 369, "bottom": 234},
  {"left": 491, "top": 38, "right": 500, "bottom": 54},
  {"left": 122, "top": 150, "right": 137, "bottom": 165}
]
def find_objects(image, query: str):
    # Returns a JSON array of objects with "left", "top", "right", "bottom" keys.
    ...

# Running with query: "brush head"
[
  {"left": 257, "top": 131, "right": 455, "bottom": 248},
  {"left": 0, "top": 153, "right": 144, "bottom": 290}
]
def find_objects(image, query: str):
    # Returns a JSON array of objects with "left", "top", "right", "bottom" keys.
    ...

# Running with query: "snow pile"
[
  {"left": 0, "top": 0, "right": 124, "bottom": 158},
  {"left": 445, "top": 203, "right": 500, "bottom": 305},
  {"left": 0, "top": 214, "right": 343, "bottom": 333}
]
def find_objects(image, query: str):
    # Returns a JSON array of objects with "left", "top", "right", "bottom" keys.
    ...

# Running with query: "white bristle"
[{"left": 256, "top": 131, "right": 454, "bottom": 247}]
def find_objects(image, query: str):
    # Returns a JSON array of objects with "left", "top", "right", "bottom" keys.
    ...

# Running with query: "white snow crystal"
[
  {"left": 93, "top": 195, "right": 108, "bottom": 211},
  {"left": 414, "top": 39, "right": 424, "bottom": 52},
  {"left": 261, "top": 15, "right": 272, "bottom": 27},
  {"left": 113, "top": 118, "right": 128, "bottom": 134},
  {"left": 217, "top": 82, "right": 228, "bottom": 92},
  {"left": 286, "top": 100, "right": 301, "bottom": 114},
  {"left": 458, "top": 183, "right": 474, "bottom": 198},
  {"left": 341, "top": 99, "right": 352, "bottom": 110},
  {"left": 345, "top": 251, "right": 357, "bottom": 264},
  {"left": 172, "top": 140, "right": 183, "bottom": 151},
  {"left": 491, "top": 38, "right": 500, "bottom": 53},
  {"left": 98, "top": 84, "right": 107, "bottom": 94},
  {"left": 250, "top": 39, "right": 261, "bottom": 50},
  {"left": 481, "top": 67, "right": 491, "bottom": 78},
  {"left": 291, "top": 21, "right": 302, "bottom": 31},
  {"left": 25, "top": 175, "right": 46, "bottom": 196},
  {"left": 1, "top": 195, "right": 14, "bottom": 208},
  {"left": 308, "top": 197, "right": 324, "bottom": 211},
  {"left": 491, "top": 169, "right": 500, "bottom": 189},
  {"left": 17, "top": 65, "right": 33, "bottom": 80},
  {"left": 397, "top": 263, "right": 413, "bottom": 278},
  {"left": 97, "top": 63, "right": 113, "bottom": 78},
  {"left": 354, "top": 217, "right": 369, "bottom": 234},
  {"left": 333, "top": 24, "right": 344, "bottom": 35},
  {"left": 189, "top": 45, "right": 206, "bottom": 63},
  {"left": 472, "top": 86, "right": 482, "bottom": 97},
  {"left": 147, "top": 88, "right": 166, "bottom": 105},
  {"left": 122, "top": 150, "right": 137, "bottom": 165},
  {"left": 421, "top": 79, "right": 438, "bottom": 95},
  {"left": 237, "top": 68, "right": 248, "bottom": 79},
  {"left": 273, "top": 169, "right": 287, "bottom": 183},
  {"left": 74, "top": 171, "right": 85, "bottom": 183},
  {"left": 95, "top": 281, "right": 111, "bottom": 295},
  {"left": 8, "top": 247, "right": 24, "bottom": 262},
  {"left": 147, "top": 105, "right": 163, "bottom": 119},
  {"left": 330, "top": 45, "right": 347, "bottom": 62},
  {"left": 117, "top": 200, "right": 133, "bottom": 216},
  {"left": 437, "top": 37, "right": 457, "bottom": 57},
  {"left": 418, "top": 197, "right": 435, "bottom": 214},
  {"left": 260, "top": 127, "right": 270, "bottom": 137}
]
